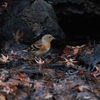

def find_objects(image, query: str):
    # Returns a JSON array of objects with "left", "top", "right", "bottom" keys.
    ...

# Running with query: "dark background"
[{"left": 0, "top": 0, "right": 100, "bottom": 45}]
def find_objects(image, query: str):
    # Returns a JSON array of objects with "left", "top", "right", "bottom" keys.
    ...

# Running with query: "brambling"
[{"left": 27, "top": 34, "right": 55, "bottom": 56}]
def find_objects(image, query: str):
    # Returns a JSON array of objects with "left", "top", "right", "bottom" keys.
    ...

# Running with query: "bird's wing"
[{"left": 27, "top": 39, "right": 42, "bottom": 51}]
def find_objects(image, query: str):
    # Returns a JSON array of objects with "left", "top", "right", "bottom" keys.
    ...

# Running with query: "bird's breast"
[{"left": 40, "top": 42, "right": 50, "bottom": 51}]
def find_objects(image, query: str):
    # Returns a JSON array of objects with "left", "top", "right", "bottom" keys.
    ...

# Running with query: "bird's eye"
[{"left": 49, "top": 37, "right": 51, "bottom": 38}]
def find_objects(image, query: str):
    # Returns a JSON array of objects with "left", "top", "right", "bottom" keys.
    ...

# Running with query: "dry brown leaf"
[
  {"left": 90, "top": 71, "right": 100, "bottom": 77},
  {"left": 2, "top": 2, "right": 8, "bottom": 8},
  {"left": 35, "top": 57, "right": 44, "bottom": 65},
  {"left": 14, "top": 73, "right": 27, "bottom": 80},
  {"left": 85, "top": 49, "right": 92, "bottom": 54},
  {"left": 62, "top": 45, "right": 85, "bottom": 57},
  {"left": 72, "top": 46, "right": 80, "bottom": 55},
  {"left": 76, "top": 92, "right": 91, "bottom": 100},
  {"left": 93, "top": 87, "right": 100, "bottom": 96},
  {"left": 46, "top": 81, "right": 53, "bottom": 88},
  {"left": 43, "top": 91, "right": 52, "bottom": 99},
  {"left": 44, "top": 59, "right": 52, "bottom": 64},
  {"left": 3, "top": 85, "right": 11, "bottom": 94},
  {"left": 79, "top": 85, "right": 89, "bottom": 91},
  {"left": 0, "top": 80, "right": 5, "bottom": 86},
  {"left": 82, "top": 43, "right": 93, "bottom": 54},
  {"left": 0, "top": 54, "right": 9, "bottom": 63},
  {"left": 72, "top": 45, "right": 85, "bottom": 55},
  {"left": 3, "top": 41, "right": 11, "bottom": 50},
  {"left": 28, "top": 60, "right": 33, "bottom": 66},
  {"left": 40, "top": 68, "right": 55, "bottom": 76},
  {"left": 13, "top": 30, "right": 23, "bottom": 44},
  {"left": 96, "top": 63, "right": 100, "bottom": 72},
  {"left": 34, "top": 80, "right": 43, "bottom": 89},
  {"left": 2, "top": 81, "right": 18, "bottom": 94},
  {"left": 90, "top": 63, "right": 100, "bottom": 77},
  {"left": 0, "top": 94, "right": 6, "bottom": 100},
  {"left": 32, "top": 23, "right": 39, "bottom": 31},
  {"left": 62, "top": 45, "right": 72, "bottom": 57},
  {"left": 9, "top": 84, "right": 17, "bottom": 95},
  {"left": 77, "top": 71, "right": 85, "bottom": 75},
  {"left": 21, "top": 80, "right": 32, "bottom": 87},
  {"left": 10, "top": 50, "right": 17, "bottom": 55},
  {"left": 62, "top": 57, "right": 77, "bottom": 67}
]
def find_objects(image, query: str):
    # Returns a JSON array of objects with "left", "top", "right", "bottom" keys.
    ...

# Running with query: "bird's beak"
[{"left": 52, "top": 37, "right": 55, "bottom": 40}]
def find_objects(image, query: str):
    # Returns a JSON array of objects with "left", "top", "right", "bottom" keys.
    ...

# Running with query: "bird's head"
[{"left": 42, "top": 34, "right": 55, "bottom": 43}]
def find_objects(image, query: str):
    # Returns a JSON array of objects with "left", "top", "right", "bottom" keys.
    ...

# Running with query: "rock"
[
  {"left": 78, "top": 44, "right": 100, "bottom": 71},
  {"left": 46, "top": 0, "right": 100, "bottom": 44},
  {"left": 0, "top": 0, "right": 65, "bottom": 44},
  {"left": 47, "top": 0, "right": 100, "bottom": 15}
]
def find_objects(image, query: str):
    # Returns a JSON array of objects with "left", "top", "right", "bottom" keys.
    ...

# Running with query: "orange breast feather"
[{"left": 40, "top": 43, "right": 50, "bottom": 52}]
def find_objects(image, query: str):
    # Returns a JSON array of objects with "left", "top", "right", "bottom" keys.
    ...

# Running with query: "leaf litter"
[{"left": 0, "top": 39, "right": 100, "bottom": 100}]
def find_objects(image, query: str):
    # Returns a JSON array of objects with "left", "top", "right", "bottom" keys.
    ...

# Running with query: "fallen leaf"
[
  {"left": 76, "top": 92, "right": 91, "bottom": 100},
  {"left": 44, "top": 59, "right": 52, "bottom": 64},
  {"left": 0, "top": 94, "right": 6, "bottom": 100},
  {"left": 93, "top": 87, "right": 100, "bottom": 96},
  {"left": 62, "top": 45, "right": 72, "bottom": 57},
  {"left": 10, "top": 50, "right": 17, "bottom": 55},
  {"left": 34, "top": 80, "right": 43, "bottom": 90},
  {"left": 2, "top": 2, "right": 8, "bottom": 8},
  {"left": 90, "top": 71, "right": 100, "bottom": 77},
  {"left": 14, "top": 73, "right": 26, "bottom": 80},
  {"left": 21, "top": 80, "right": 32, "bottom": 87},
  {"left": 43, "top": 91, "right": 52, "bottom": 99},
  {"left": 0, "top": 80, "right": 4, "bottom": 86},
  {"left": 72, "top": 46, "right": 80, "bottom": 55},
  {"left": 62, "top": 57, "right": 77, "bottom": 67},
  {"left": 3, "top": 41, "right": 11, "bottom": 50},
  {"left": 16, "top": 91, "right": 28, "bottom": 100},
  {"left": 13, "top": 30, "right": 23, "bottom": 44},
  {"left": 40, "top": 68, "right": 55, "bottom": 77},
  {"left": 35, "top": 57, "right": 44, "bottom": 65},
  {"left": 79, "top": 85, "right": 89, "bottom": 91},
  {"left": 3, "top": 85, "right": 11, "bottom": 94},
  {"left": 0, "top": 54, "right": 9, "bottom": 63}
]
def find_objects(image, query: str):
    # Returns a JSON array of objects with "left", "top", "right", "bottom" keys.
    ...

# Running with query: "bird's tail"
[{"left": 16, "top": 47, "right": 29, "bottom": 52}]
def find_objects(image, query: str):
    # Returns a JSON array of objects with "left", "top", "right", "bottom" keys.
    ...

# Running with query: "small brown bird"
[{"left": 27, "top": 34, "right": 55, "bottom": 56}]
